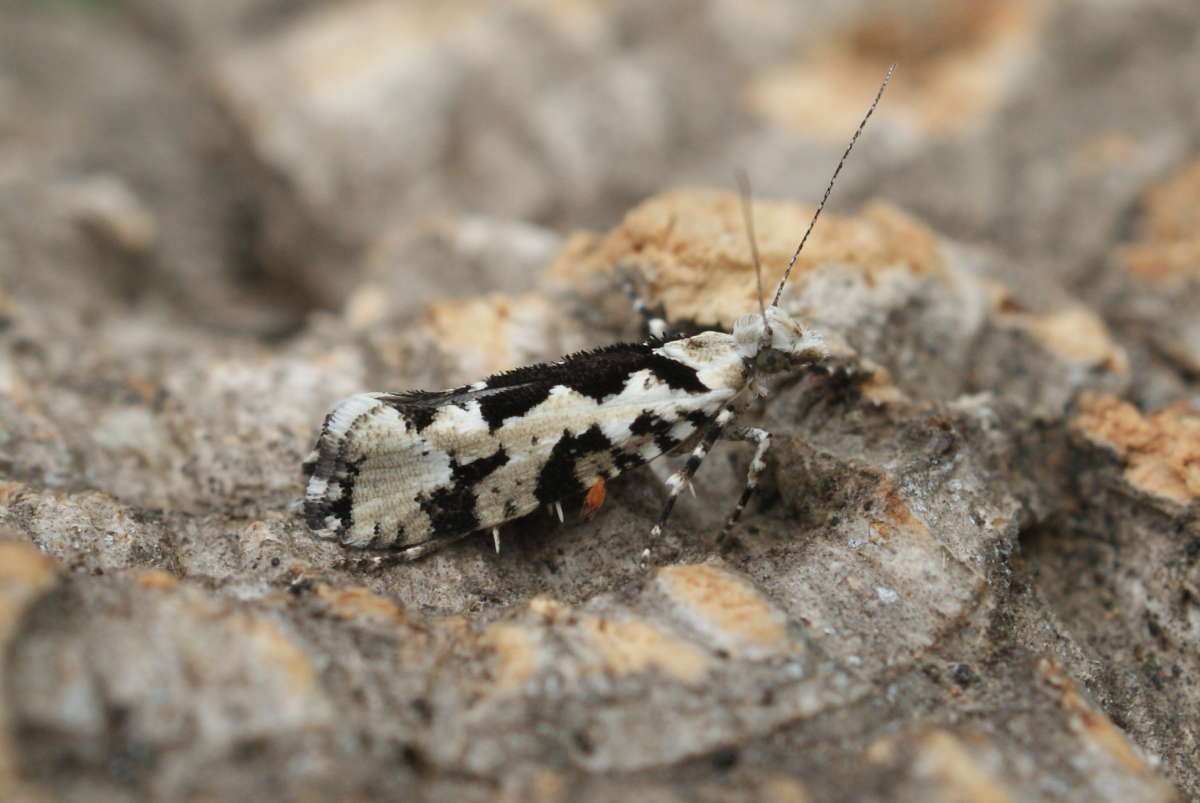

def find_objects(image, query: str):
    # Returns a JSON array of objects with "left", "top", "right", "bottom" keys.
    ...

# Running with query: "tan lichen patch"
[
  {"left": 0, "top": 481, "right": 26, "bottom": 506},
  {"left": 867, "top": 479, "right": 932, "bottom": 546},
  {"left": 1074, "top": 393, "right": 1200, "bottom": 502},
  {"left": 992, "top": 296, "right": 1129, "bottom": 373},
  {"left": 858, "top": 364, "right": 910, "bottom": 406},
  {"left": 1119, "top": 156, "right": 1200, "bottom": 282},
  {"left": 232, "top": 615, "right": 319, "bottom": 697},
  {"left": 0, "top": 540, "right": 57, "bottom": 801},
  {"left": 484, "top": 599, "right": 709, "bottom": 690},
  {"left": 133, "top": 569, "right": 179, "bottom": 591},
  {"left": 911, "top": 730, "right": 1012, "bottom": 803},
  {"left": 551, "top": 190, "right": 943, "bottom": 326},
  {"left": 219, "top": 1, "right": 473, "bottom": 109},
  {"left": 0, "top": 540, "right": 57, "bottom": 631},
  {"left": 481, "top": 622, "right": 541, "bottom": 690},
  {"left": 1024, "top": 308, "right": 1128, "bottom": 373},
  {"left": 578, "top": 615, "right": 708, "bottom": 684},
  {"left": 528, "top": 594, "right": 571, "bottom": 623},
  {"left": 316, "top": 584, "right": 407, "bottom": 624},
  {"left": 879, "top": 480, "right": 923, "bottom": 530},
  {"left": 1069, "top": 131, "right": 1143, "bottom": 176},
  {"left": 497, "top": 766, "right": 570, "bottom": 803},
  {"left": 426, "top": 293, "right": 558, "bottom": 377},
  {"left": 657, "top": 564, "right": 790, "bottom": 654},
  {"left": 754, "top": 776, "right": 812, "bottom": 803},
  {"left": 747, "top": 0, "right": 1046, "bottom": 138},
  {"left": 512, "top": 0, "right": 605, "bottom": 48}
]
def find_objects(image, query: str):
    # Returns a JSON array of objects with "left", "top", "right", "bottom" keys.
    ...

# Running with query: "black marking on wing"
[
  {"left": 535, "top": 425, "right": 613, "bottom": 504},
  {"left": 630, "top": 410, "right": 679, "bottom": 453},
  {"left": 305, "top": 456, "right": 362, "bottom": 533},
  {"left": 611, "top": 446, "right": 645, "bottom": 474},
  {"left": 378, "top": 343, "right": 708, "bottom": 434},
  {"left": 643, "top": 353, "right": 708, "bottom": 394},
  {"left": 477, "top": 384, "right": 551, "bottom": 432},
  {"left": 304, "top": 411, "right": 345, "bottom": 483},
  {"left": 478, "top": 343, "right": 706, "bottom": 429},
  {"left": 454, "top": 446, "right": 510, "bottom": 486},
  {"left": 381, "top": 390, "right": 455, "bottom": 432},
  {"left": 418, "top": 446, "right": 510, "bottom": 536}
]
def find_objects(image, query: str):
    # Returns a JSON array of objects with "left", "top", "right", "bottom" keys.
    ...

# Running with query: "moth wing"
[
  {"left": 303, "top": 384, "right": 552, "bottom": 550},
  {"left": 302, "top": 341, "right": 734, "bottom": 554}
]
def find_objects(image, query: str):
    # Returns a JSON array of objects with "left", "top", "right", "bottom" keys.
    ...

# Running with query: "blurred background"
[{"left": 4, "top": 0, "right": 1197, "bottom": 339}]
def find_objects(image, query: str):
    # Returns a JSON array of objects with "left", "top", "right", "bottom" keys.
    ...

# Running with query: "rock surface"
[{"left": 1, "top": 1, "right": 1198, "bottom": 801}]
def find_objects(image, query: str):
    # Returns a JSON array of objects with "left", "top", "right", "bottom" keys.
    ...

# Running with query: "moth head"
[{"left": 734, "top": 307, "right": 828, "bottom": 374}]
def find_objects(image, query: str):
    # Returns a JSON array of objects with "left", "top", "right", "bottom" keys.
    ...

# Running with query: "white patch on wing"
[
  {"left": 305, "top": 475, "right": 329, "bottom": 499},
  {"left": 323, "top": 392, "right": 390, "bottom": 439},
  {"left": 669, "top": 419, "right": 697, "bottom": 443},
  {"left": 637, "top": 441, "right": 661, "bottom": 461},
  {"left": 428, "top": 400, "right": 488, "bottom": 438},
  {"left": 421, "top": 401, "right": 500, "bottom": 465}
]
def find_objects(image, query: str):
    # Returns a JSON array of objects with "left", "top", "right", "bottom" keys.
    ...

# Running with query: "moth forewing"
[{"left": 302, "top": 338, "right": 747, "bottom": 555}]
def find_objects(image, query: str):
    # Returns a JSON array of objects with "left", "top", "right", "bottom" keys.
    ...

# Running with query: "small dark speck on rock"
[
  {"left": 952, "top": 664, "right": 979, "bottom": 688},
  {"left": 710, "top": 747, "right": 740, "bottom": 772},
  {"left": 573, "top": 730, "right": 595, "bottom": 755},
  {"left": 401, "top": 744, "right": 429, "bottom": 771},
  {"left": 1184, "top": 539, "right": 1200, "bottom": 562}
]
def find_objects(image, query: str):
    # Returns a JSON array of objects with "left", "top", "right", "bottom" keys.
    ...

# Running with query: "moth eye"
[{"left": 755, "top": 347, "right": 789, "bottom": 374}]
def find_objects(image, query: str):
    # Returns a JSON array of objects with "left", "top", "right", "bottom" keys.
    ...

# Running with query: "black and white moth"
[{"left": 302, "top": 68, "right": 893, "bottom": 561}]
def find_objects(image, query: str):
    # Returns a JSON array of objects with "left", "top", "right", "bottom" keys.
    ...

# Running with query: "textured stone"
[{"left": 2, "top": 1, "right": 1199, "bottom": 801}]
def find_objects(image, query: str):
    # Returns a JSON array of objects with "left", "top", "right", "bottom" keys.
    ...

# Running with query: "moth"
[{"left": 302, "top": 68, "right": 893, "bottom": 561}]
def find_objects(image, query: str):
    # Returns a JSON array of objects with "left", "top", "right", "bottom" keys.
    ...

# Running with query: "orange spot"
[{"left": 583, "top": 477, "right": 606, "bottom": 519}]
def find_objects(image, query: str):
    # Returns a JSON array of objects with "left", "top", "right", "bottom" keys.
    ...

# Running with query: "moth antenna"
[
  {"left": 770, "top": 63, "right": 895, "bottom": 308},
  {"left": 735, "top": 168, "right": 770, "bottom": 338}
]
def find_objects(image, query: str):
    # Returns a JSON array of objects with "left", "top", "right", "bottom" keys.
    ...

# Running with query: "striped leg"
[
  {"left": 616, "top": 272, "right": 668, "bottom": 340},
  {"left": 719, "top": 427, "right": 771, "bottom": 539},
  {"left": 649, "top": 407, "right": 736, "bottom": 539}
]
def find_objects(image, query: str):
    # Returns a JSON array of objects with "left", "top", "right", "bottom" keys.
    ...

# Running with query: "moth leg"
[
  {"left": 616, "top": 271, "right": 668, "bottom": 340},
  {"left": 718, "top": 426, "right": 771, "bottom": 540},
  {"left": 493, "top": 528, "right": 502, "bottom": 554},
  {"left": 649, "top": 407, "right": 736, "bottom": 540}
]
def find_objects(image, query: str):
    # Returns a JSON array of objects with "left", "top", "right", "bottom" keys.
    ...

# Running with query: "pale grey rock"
[{"left": 0, "top": 2, "right": 1197, "bottom": 802}]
